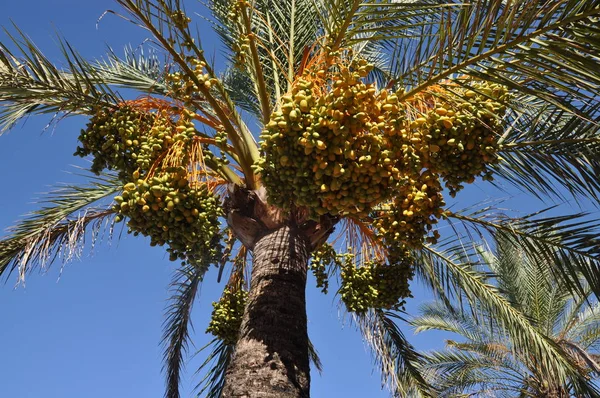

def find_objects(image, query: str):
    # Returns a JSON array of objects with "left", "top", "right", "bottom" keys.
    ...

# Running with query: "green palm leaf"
[
  {"left": 413, "top": 235, "right": 600, "bottom": 396},
  {"left": 208, "top": 0, "right": 322, "bottom": 112},
  {"left": 162, "top": 263, "right": 207, "bottom": 398},
  {"left": 0, "top": 26, "right": 120, "bottom": 132},
  {"left": 421, "top": 348, "right": 524, "bottom": 398},
  {"left": 447, "top": 208, "right": 600, "bottom": 298},
  {"left": 0, "top": 172, "right": 121, "bottom": 283},
  {"left": 194, "top": 338, "right": 234, "bottom": 398},
  {"left": 93, "top": 45, "right": 170, "bottom": 95},
  {"left": 355, "top": 309, "right": 435, "bottom": 397},
  {"left": 565, "top": 302, "right": 600, "bottom": 350},
  {"left": 494, "top": 101, "right": 600, "bottom": 202},
  {"left": 412, "top": 302, "right": 486, "bottom": 343},
  {"left": 418, "top": 243, "right": 585, "bottom": 388},
  {"left": 398, "top": 1, "right": 600, "bottom": 109}
]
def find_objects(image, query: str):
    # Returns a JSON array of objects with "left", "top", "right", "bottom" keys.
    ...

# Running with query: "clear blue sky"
[{"left": 0, "top": 2, "right": 591, "bottom": 398}]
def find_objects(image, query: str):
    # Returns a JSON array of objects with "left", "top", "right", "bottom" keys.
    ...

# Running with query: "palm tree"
[
  {"left": 1, "top": 0, "right": 600, "bottom": 397},
  {"left": 411, "top": 236, "right": 600, "bottom": 397}
]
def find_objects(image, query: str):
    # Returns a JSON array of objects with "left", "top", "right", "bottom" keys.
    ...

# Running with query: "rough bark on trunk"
[{"left": 221, "top": 225, "right": 311, "bottom": 398}]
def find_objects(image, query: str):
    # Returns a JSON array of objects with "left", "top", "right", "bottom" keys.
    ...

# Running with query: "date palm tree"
[
  {"left": 411, "top": 235, "right": 600, "bottom": 397},
  {"left": 2, "top": 1, "right": 600, "bottom": 397}
]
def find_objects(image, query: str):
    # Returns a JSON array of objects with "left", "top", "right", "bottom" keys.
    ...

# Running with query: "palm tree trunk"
[{"left": 221, "top": 225, "right": 311, "bottom": 398}]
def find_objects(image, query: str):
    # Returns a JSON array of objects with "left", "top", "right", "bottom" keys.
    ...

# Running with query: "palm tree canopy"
[
  {"left": 1, "top": 0, "right": 600, "bottom": 396},
  {"left": 412, "top": 235, "right": 600, "bottom": 397}
]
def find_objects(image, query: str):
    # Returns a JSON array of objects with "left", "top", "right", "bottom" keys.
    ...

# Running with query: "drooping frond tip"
[
  {"left": 0, "top": 173, "right": 121, "bottom": 284},
  {"left": 162, "top": 263, "right": 206, "bottom": 398}
]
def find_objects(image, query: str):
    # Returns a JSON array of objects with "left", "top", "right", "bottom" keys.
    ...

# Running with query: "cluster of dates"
[
  {"left": 259, "top": 53, "right": 508, "bottom": 312},
  {"left": 76, "top": 104, "right": 223, "bottom": 267},
  {"left": 206, "top": 285, "right": 248, "bottom": 345}
]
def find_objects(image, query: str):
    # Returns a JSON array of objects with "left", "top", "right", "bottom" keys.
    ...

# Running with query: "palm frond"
[
  {"left": 208, "top": 0, "right": 322, "bottom": 108},
  {"left": 398, "top": 0, "right": 600, "bottom": 119},
  {"left": 411, "top": 301, "right": 486, "bottom": 343},
  {"left": 445, "top": 341, "right": 524, "bottom": 372},
  {"left": 316, "top": 0, "right": 442, "bottom": 53},
  {"left": 419, "top": 243, "right": 585, "bottom": 388},
  {"left": 481, "top": 237, "right": 527, "bottom": 310},
  {"left": 490, "top": 237, "right": 567, "bottom": 334},
  {"left": 308, "top": 337, "right": 323, "bottom": 373},
  {"left": 413, "top": 238, "right": 476, "bottom": 312},
  {"left": 220, "top": 66, "right": 261, "bottom": 118},
  {"left": 0, "top": 172, "right": 121, "bottom": 283},
  {"left": 194, "top": 338, "right": 234, "bottom": 398},
  {"left": 162, "top": 263, "right": 207, "bottom": 398},
  {"left": 479, "top": 229, "right": 577, "bottom": 337},
  {"left": 414, "top": 231, "right": 600, "bottom": 396},
  {"left": 555, "top": 284, "right": 593, "bottom": 339},
  {"left": 421, "top": 348, "right": 525, "bottom": 398},
  {"left": 494, "top": 101, "right": 600, "bottom": 203},
  {"left": 93, "top": 45, "right": 170, "bottom": 95},
  {"left": 504, "top": 240, "right": 554, "bottom": 330},
  {"left": 447, "top": 208, "right": 600, "bottom": 299},
  {"left": 0, "top": 26, "right": 120, "bottom": 133},
  {"left": 355, "top": 309, "right": 435, "bottom": 397},
  {"left": 565, "top": 302, "right": 600, "bottom": 348}
]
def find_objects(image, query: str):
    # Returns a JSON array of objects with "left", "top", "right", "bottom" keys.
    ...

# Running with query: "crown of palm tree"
[
  {"left": 1, "top": 1, "right": 600, "bottom": 397},
  {"left": 412, "top": 235, "right": 600, "bottom": 397}
]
